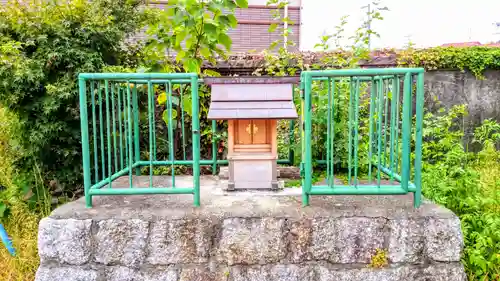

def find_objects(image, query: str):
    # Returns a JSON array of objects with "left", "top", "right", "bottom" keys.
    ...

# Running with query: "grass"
[
  {"left": 0, "top": 205, "right": 47, "bottom": 281},
  {"left": 0, "top": 106, "right": 52, "bottom": 281}
]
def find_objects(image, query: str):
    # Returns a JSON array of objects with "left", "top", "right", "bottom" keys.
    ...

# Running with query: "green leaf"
[
  {"left": 157, "top": 92, "right": 167, "bottom": 105},
  {"left": 227, "top": 14, "right": 238, "bottom": 28},
  {"left": 183, "top": 58, "right": 201, "bottom": 73},
  {"left": 176, "top": 50, "right": 186, "bottom": 62},
  {"left": 235, "top": 0, "right": 248, "bottom": 8},
  {"left": 185, "top": 37, "right": 194, "bottom": 49},
  {"left": 218, "top": 33, "right": 232, "bottom": 50},
  {"left": 182, "top": 96, "right": 193, "bottom": 116},
  {"left": 268, "top": 23, "right": 278, "bottom": 33},
  {"left": 200, "top": 47, "right": 211, "bottom": 58},
  {"left": 162, "top": 109, "right": 178, "bottom": 125},
  {"left": 203, "top": 23, "right": 218, "bottom": 35},
  {"left": 175, "top": 30, "right": 187, "bottom": 47},
  {"left": 203, "top": 69, "right": 221, "bottom": 77},
  {"left": 0, "top": 203, "right": 7, "bottom": 218}
]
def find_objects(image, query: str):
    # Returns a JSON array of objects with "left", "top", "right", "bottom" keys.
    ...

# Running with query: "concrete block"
[
  {"left": 147, "top": 219, "right": 212, "bottom": 264},
  {"left": 297, "top": 218, "right": 386, "bottom": 263},
  {"left": 424, "top": 217, "right": 463, "bottom": 261},
  {"left": 35, "top": 266, "right": 98, "bottom": 281},
  {"left": 388, "top": 219, "right": 424, "bottom": 263},
  {"left": 217, "top": 218, "right": 287, "bottom": 265},
  {"left": 94, "top": 219, "right": 149, "bottom": 267},
  {"left": 38, "top": 218, "right": 92, "bottom": 265},
  {"left": 230, "top": 265, "right": 314, "bottom": 281}
]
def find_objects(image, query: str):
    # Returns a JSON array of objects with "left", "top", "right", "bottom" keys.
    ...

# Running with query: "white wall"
[{"left": 300, "top": 0, "right": 500, "bottom": 51}]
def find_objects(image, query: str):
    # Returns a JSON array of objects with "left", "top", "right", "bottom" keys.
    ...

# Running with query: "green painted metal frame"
[
  {"left": 79, "top": 73, "right": 200, "bottom": 208},
  {"left": 300, "top": 68, "right": 425, "bottom": 208}
]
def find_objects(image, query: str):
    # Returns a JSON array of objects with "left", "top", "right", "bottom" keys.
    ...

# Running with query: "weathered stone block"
[
  {"left": 288, "top": 220, "right": 313, "bottom": 262},
  {"left": 424, "top": 217, "right": 463, "bottom": 261},
  {"left": 94, "top": 219, "right": 148, "bottom": 267},
  {"left": 35, "top": 266, "right": 98, "bottom": 281},
  {"left": 317, "top": 266, "right": 398, "bottom": 281},
  {"left": 38, "top": 218, "right": 92, "bottom": 265},
  {"left": 147, "top": 219, "right": 212, "bottom": 264},
  {"left": 388, "top": 219, "right": 424, "bottom": 263},
  {"left": 229, "top": 265, "right": 314, "bottom": 281},
  {"left": 304, "top": 218, "right": 386, "bottom": 263},
  {"left": 179, "top": 267, "right": 216, "bottom": 281},
  {"left": 104, "top": 267, "right": 178, "bottom": 281},
  {"left": 402, "top": 263, "right": 467, "bottom": 281},
  {"left": 142, "top": 269, "right": 179, "bottom": 281},
  {"left": 217, "top": 218, "right": 287, "bottom": 265},
  {"left": 105, "top": 267, "right": 140, "bottom": 281}
]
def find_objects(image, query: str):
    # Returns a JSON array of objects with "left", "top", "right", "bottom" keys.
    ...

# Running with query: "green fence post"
[
  {"left": 191, "top": 75, "right": 201, "bottom": 207},
  {"left": 303, "top": 73, "right": 313, "bottom": 207},
  {"left": 212, "top": 120, "right": 217, "bottom": 175},
  {"left": 414, "top": 72, "right": 425, "bottom": 207},
  {"left": 79, "top": 78, "right": 92, "bottom": 208},
  {"left": 401, "top": 73, "right": 412, "bottom": 191}
]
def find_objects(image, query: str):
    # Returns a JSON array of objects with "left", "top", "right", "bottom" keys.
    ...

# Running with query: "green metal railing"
[
  {"left": 79, "top": 73, "right": 299, "bottom": 208},
  {"left": 79, "top": 73, "right": 200, "bottom": 207},
  {"left": 300, "top": 68, "right": 425, "bottom": 208}
]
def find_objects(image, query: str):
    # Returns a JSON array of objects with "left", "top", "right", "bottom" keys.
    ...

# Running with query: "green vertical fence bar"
[
  {"left": 117, "top": 85, "right": 124, "bottom": 170},
  {"left": 179, "top": 85, "right": 187, "bottom": 160},
  {"left": 300, "top": 74, "right": 306, "bottom": 203},
  {"left": 98, "top": 82, "right": 106, "bottom": 180},
  {"left": 326, "top": 78, "right": 332, "bottom": 186},
  {"left": 191, "top": 75, "right": 201, "bottom": 207},
  {"left": 122, "top": 85, "right": 129, "bottom": 170},
  {"left": 377, "top": 77, "right": 383, "bottom": 186},
  {"left": 79, "top": 78, "right": 92, "bottom": 207},
  {"left": 347, "top": 78, "right": 353, "bottom": 185},
  {"left": 167, "top": 82, "right": 175, "bottom": 187},
  {"left": 112, "top": 83, "right": 118, "bottom": 175},
  {"left": 353, "top": 78, "right": 360, "bottom": 186},
  {"left": 133, "top": 84, "right": 140, "bottom": 176},
  {"left": 368, "top": 78, "right": 376, "bottom": 182},
  {"left": 389, "top": 76, "right": 398, "bottom": 183},
  {"left": 212, "top": 120, "right": 217, "bottom": 175},
  {"left": 91, "top": 82, "right": 98, "bottom": 183},
  {"left": 401, "top": 73, "right": 412, "bottom": 191},
  {"left": 394, "top": 76, "right": 401, "bottom": 174},
  {"left": 414, "top": 72, "right": 425, "bottom": 207},
  {"left": 148, "top": 81, "right": 154, "bottom": 188},
  {"left": 303, "top": 73, "right": 313, "bottom": 206},
  {"left": 329, "top": 79, "right": 335, "bottom": 188},
  {"left": 105, "top": 80, "right": 112, "bottom": 188},
  {"left": 151, "top": 86, "right": 157, "bottom": 162},
  {"left": 127, "top": 82, "right": 133, "bottom": 188},
  {"left": 382, "top": 79, "right": 389, "bottom": 166}
]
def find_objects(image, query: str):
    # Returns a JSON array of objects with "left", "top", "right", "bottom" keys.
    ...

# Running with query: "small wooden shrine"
[{"left": 206, "top": 77, "right": 298, "bottom": 190}]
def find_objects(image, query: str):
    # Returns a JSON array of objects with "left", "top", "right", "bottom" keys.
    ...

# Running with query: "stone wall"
[
  {"left": 35, "top": 177, "right": 467, "bottom": 281},
  {"left": 424, "top": 70, "right": 500, "bottom": 135}
]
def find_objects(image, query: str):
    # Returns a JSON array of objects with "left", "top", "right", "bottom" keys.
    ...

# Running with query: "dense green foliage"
[
  {"left": 399, "top": 46, "right": 500, "bottom": 79},
  {"left": 0, "top": 0, "right": 147, "bottom": 192},
  {"left": 420, "top": 106, "right": 500, "bottom": 280}
]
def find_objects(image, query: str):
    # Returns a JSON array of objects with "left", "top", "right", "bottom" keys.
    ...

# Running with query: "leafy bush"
[
  {"left": 420, "top": 107, "right": 500, "bottom": 280},
  {"left": 0, "top": 0, "right": 148, "bottom": 190}
]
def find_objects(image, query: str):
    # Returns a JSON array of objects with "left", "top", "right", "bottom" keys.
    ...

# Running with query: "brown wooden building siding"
[{"left": 0, "top": 0, "right": 302, "bottom": 53}]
